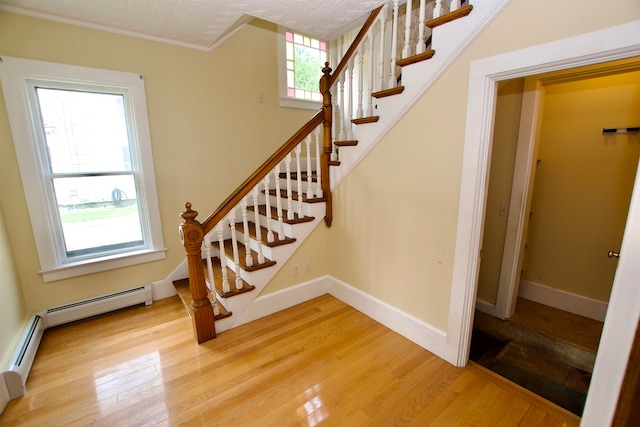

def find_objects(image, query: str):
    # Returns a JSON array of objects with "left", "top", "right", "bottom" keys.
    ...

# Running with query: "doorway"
[{"left": 470, "top": 63, "right": 640, "bottom": 415}]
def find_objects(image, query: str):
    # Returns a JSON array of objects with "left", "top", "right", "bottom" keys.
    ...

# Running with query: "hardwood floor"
[{"left": 0, "top": 295, "right": 580, "bottom": 426}]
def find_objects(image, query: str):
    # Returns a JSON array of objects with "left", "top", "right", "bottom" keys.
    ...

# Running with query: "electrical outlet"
[
  {"left": 305, "top": 260, "right": 311, "bottom": 272},
  {"left": 293, "top": 264, "right": 299, "bottom": 276}
]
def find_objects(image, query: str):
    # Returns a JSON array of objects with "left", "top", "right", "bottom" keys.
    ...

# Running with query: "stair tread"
[
  {"left": 172, "top": 278, "right": 232, "bottom": 320},
  {"left": 266, "top": 188, "right": 327, "bottom": 204},
  {"left": 235, "top": 221, "right": 297, "bottom": 247},
  {"left": 278, "top": 171, "right": 318, "bottom": 182},
  {"left": 201, "top": 257, "right": 256, "bottom": 297},
  {"left": 396, "top": 50, "right": 435, "bottom": 68},
  {"left": 372, "top": 86, "right": 405, "bottom": 98},
  {"left": 334, "top": 140, "right": 358, "bottom": 147},
  {"left": 426, "top": 4, "right": 473, "bottom": 29},
  {"left": 248, "top": 204, "right": 315, "bottom": 224},
  {"left": 214, "top": 239, "right": 277, "bottom": 272},
  {"left": 328, "top": 160, "right": 341, "bottom": 166},
  {"left": 352, "top": 116, "right": 379, "bottom": 125}
]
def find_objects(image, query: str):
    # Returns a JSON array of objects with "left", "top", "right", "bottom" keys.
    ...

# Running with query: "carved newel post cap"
[
  {"left": 181, "top": 202, "right": 198, "bottom": 222},
  {"left": 322, "top": 62, "right": 332, "bottom": 76}
]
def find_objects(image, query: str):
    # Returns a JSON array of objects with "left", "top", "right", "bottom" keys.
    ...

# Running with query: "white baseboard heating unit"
[
  {"left": 45, "top": 284, "right": 153, "bottom": 328},
  {"left": 3, "top": 314, "right": 45, "bottom": 399},
  {"left": 2, "top": 284, "right": 152, "bottom": 403}
]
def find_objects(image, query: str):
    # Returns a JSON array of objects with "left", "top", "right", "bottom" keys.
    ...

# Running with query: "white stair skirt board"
[
  {"left": 2, "top": 314, "right": 45, "bottom": 401},
  {"left": 518, "top": 280, "right": 608, "bottom": 323},
  {"left": 45, "top": 284, "right": 153, "bottom": 328}
]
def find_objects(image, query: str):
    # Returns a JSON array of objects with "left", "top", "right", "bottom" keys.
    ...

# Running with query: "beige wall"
[
  {"left": 476, "top": 79, "right": 524, "bottom": 305},
  {"left": 522, "top": 71, "right": 640, "bottom": 302},
  {"left": 0, "top": 203, "right": 28, "bottom": 368},
  {"left": 327, "top": 0, "right": 640, "bottom": 331},
  {"left": 0, "top": 12, "right": 313, "bottom": 312}
]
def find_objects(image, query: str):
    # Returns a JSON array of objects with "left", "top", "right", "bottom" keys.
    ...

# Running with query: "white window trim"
[
  {"left": 0, "top": 56, "right": 166, "bottom": 282},
  {"left": 276, "top": 27, "right": 323, "bottom": 111}
]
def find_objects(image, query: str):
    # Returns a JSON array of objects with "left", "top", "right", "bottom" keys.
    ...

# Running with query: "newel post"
[
  {"left": 320, "top": 62, "right": 333, "bottom": 227},
  {"left": 179, "top": 202, "right": 216, "bottom": 343}
]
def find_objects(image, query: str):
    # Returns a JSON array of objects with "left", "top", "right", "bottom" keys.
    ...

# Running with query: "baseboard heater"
[
  {"left": 45, "top": 284, "right": 153, "bottom": 328},
  {"left": 2, "top": 284, "right": 152, "bottom": 401}
]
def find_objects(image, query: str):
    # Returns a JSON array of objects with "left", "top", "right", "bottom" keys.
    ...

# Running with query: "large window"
[
  {"left": 0, "top": 56, "right": 166, "bottom": 282},
  {"left": 278, "top": 30, "right": 327, "bottom": 109}
]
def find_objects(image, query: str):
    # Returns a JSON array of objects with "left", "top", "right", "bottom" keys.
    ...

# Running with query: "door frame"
[{"left": 444, "top": 19, "right": 640, "bottom": 426}]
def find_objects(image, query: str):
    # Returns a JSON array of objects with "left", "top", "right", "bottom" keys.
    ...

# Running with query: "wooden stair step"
[
  {"left": 248, "top": 204, "right": 315, "bottom": 224},
  {"left": 396, "top": 50, "right": 436, "bottom": 67},
  {"left": 201, "top": 257, "right": 256, "bottom": 297},
  {"left": 334, "top": 140, "right": 358, "bottom": 147},
  {"left": 267, "top": 188, "right": 327, "bottom": 204},
  {"left": 172, "top": 278, "right": 232, "bottom": 320},
  {"left": 278, "top": 171, "right": 318, "bottom": 182},
  {"left": 214, "top": 239, "right": 277, "bottom": 272},
  {"left": 328, "top": 160, "right": 341, "bottom": 166},
  {"left": 235, "top": 221, "right": 297, "bottom": 247},
  {"left": 352, "top": 116, "right": 379, "bottom": 125},
  {"left": 426, "top": 4, "right": 473, "bottom": 29},
  {"left": 372, "top": 86, "right": 405, "bottom": 98}
]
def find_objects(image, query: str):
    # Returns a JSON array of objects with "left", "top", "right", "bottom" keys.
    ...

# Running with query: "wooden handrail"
[
  {"left": 328, "top": 5, "right": 384, "bottom": 89},
  {"left": 201, "top": 110, "right": 324, "bottom": 235}
]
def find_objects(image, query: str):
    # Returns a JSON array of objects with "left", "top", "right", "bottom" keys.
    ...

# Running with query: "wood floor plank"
[{"left": 0, "top": 295, "right": 581, "bottom": 426}]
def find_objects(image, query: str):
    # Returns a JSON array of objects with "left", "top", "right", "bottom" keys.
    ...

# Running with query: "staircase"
[{"left": 172, "top": 0, "right": 511, "bottom": 343}]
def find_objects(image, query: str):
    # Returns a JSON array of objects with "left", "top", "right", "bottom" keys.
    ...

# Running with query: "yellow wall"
[
  {"left": 0, "top": 203, "right": 28, "bottom": 368},
  {"left": 522, "top": 71, "right": 640, "bottom": 302},
  {"left": 476, "top": 79, "right": 524, "bottom": 305},
  {"left": 327, "top": 0, "right": 640, "bottom": 331},
  {"left": 0, "top": 12, "right": 313, "bottom": 312}
]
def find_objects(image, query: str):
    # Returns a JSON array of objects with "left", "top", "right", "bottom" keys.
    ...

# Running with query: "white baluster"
[
  {"left": 228, "top": 209, "right": 243, "bottom": 290},
  {"left": 450, "top": 0, "right": 461, "bottom": 12},
  {"left": 388, "top": 0, "right": 400, "bottom": 88},
  {"left": 402, "top": 0, "right": 413, "bottom": 59},
  {"left": 356, "top": 45, "right": 365, "bottom": 119},
  {"left": 346, "top": 60, "right": 354, "bottom": 140},
  {"left": 305, "top": 135, "right": 314, "bottom": 199},
  {"left": 216, "top": 222, "right": 230, "bottom": 294},
  {"left": 434, "top": 0, "right": 444, "bottom": 19},
  {"left": 285, "top": 153, "right": 294, "bottom": 220},
  {"left": 366, "top": 29, "right": 375, "bottom": 117},
  {"left": 240, "top": 197, "right": 253, "bottom": 268},
  {"left": 338, "top": 72, "right": 346, "bottom": 141},
  {"left": 295, "top": 144, "right": 304, "bottom": 218},
  {"left": 203, "top": 234, "right": 219, "bottom": 316},
  {"left": 252, "top": 186, "right": 265, "bottom": 264},
  {"left": 314, "top": 126, "right": 323, "bottom": 198},
  {"left": 378, "top": 5, "right": 388, "bottom": 91},
  {"left": 417, "top": 0, "right": 426, "bottom": 55},
  {"left": 263, "top": 175, "right": 275, "bottom": 243},
  {"left": 273, "top": 165, "right": 285, "bottom": 240}
]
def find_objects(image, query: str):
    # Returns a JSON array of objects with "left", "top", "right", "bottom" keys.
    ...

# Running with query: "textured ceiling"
[{"left": 0, "top": 0, "right": 382, "bottom": 50}]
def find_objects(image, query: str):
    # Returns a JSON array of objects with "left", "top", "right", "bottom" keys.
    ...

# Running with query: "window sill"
[
  {"left": 279, "top": 97, "right": 322, "bottom": 110},
  {"left": 40, "top": 248, "right": 167, "bottom": 282}
]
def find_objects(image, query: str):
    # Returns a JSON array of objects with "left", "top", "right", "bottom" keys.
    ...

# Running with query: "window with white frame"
[
  {"left": 0, "top": 56, "right": 166, "bottom": 282},
  {"left": 278, "top": 30, "right": 327, "bottom": 109}
]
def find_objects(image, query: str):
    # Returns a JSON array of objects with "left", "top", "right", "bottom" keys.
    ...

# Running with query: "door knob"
[{"left": 608, "top": 250, "right": 620, "bottom": 258}]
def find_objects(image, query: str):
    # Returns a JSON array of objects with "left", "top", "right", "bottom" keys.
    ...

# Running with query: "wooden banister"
[
  {"left": 201, "top": 110, "right": 324, "bottom": 235},
  {"left": 328, "top": 5, "right": 383, "bottom": 89}
]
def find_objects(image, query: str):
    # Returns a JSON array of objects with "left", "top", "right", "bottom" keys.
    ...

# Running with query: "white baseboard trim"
[
  {"left": 475, "top": 298, "right": 503, "bottom": 318},
  {"left": 327, "top": 277, "right": 447, "bottom": 360},
  {"left": 150, "top": 280, "right": 177, "bottom": 301},
  {"left": 231, "top": 276, "right": 332, "bottom": 327},
  {"left": 518, "top": 280, "right": 608, "bottom": 322}
]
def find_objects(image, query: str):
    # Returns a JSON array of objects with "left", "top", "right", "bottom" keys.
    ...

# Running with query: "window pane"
[
  {"left": 53, "top": 175, "right": 143, "bottom": 256},
  {"left": 36, "top": 88, "right": 132, "bottom": 174}
]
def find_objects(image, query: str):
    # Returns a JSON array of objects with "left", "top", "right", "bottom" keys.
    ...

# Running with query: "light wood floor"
[{"left": 1, "top": 295, "right": 580, "bottom": 426}]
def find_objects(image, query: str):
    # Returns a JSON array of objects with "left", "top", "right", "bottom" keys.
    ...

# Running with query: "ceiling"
[{"left": 0, "top": 0, "right": 382, "bottom": 51}]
